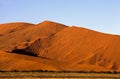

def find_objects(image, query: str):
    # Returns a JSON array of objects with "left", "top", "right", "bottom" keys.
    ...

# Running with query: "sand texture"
[{"left": 0, "top": 20, "right": 120, "bottom": 72}]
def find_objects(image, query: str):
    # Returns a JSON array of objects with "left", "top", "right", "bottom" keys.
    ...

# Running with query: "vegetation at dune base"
[
  {"left": 0, "top": 70, "right": 120, "bottom": 74},
  {"left": 0, "top": 70, "right": 120, "bottom": 79}
]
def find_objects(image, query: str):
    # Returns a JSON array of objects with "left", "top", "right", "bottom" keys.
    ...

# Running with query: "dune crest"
[
  {"left": 0, "top": 20, "right": 120, "bottom": 72},
  {"left": 0, "top": 22, "right": 34, "bottom": 35}
]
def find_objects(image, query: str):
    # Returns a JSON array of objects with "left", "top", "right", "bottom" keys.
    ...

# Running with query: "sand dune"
[
  {"left": 0, "top": 22, "right": 34, "bottom": 35},
  {"left": 0, "top": 21, "right": 120, "bottom": 72},
  {"left": 0, "top": 21, "right": 67, "bottom": 52},
  {"left": 0, "top": 51, "right": 62, "bottom": 71}
]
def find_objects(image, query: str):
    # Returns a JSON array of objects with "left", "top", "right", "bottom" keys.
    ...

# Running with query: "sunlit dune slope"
[
  {"left": 0, "top": 20, "right": 120, "bottom": 72},
  {"left": 38, "top": 26, "right": 120, "bottom": 71},
  {"left": 0, "top": 21, "right": 67, "bottom": 52},
  {"left": 0, "top": 22, "right": 34, "bottom": 35},
  {"left": 0, "top": 51, "right": 62, "bottom": 71}
]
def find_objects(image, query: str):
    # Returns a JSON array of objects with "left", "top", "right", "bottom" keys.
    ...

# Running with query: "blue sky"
[{"left": 0, "top": 0, "right": 120, "bottom": 34}]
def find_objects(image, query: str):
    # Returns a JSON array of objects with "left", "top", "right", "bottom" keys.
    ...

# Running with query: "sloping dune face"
[
  {"left": 0, "top": 51, "right": 61, "bottom": 71},
  {"left": 0, "top": 22, "right": 34, "bottom": 35},
  {"left": 38, "top": 26, "right": 120, "bottom": 72},
  {"left": 0, "top": 21, "right": 67, "bottom": 52},
  {"left": 0, "top": 20, "right": 120, "bottom": 72}
]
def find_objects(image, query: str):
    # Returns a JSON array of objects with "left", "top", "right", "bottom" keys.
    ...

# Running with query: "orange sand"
[{"left": 0, "top": 21, "right": 120, "bottom": 72}]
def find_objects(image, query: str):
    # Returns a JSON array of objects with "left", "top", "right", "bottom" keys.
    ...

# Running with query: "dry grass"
[{"left": 0, "top": 72, "right": 120, "bottom": 79}]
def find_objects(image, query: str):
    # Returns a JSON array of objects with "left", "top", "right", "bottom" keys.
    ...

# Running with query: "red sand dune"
[
  {"left": 0, "top": 51, "right": 61, "bottom": 71},
  {"left": 0, "top": 20, "right": 120, "bottom": 72},
  {"left": 0, "top": 22, "right": 34, "bottom": 35}
]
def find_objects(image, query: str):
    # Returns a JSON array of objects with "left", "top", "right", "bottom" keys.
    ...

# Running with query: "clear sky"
[{"left": 0, "top": 0, "right": 120, "bottom": 34}]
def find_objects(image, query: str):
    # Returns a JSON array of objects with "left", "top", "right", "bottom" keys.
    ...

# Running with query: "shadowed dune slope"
[{"left": 0, "top": 21, "right": 120, "bottom": 72}]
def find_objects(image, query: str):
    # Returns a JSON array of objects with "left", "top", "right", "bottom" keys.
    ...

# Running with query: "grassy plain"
[{"left": 0, "top": 72, "right": 120, "bottom": 79}]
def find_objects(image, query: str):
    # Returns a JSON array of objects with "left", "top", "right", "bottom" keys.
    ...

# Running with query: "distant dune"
[
  {"left": 0, "top": 20, "right": 120, "bottom": 72},
  {"left": 0, "top": 22, "right": 34, "bottom": 35}
]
